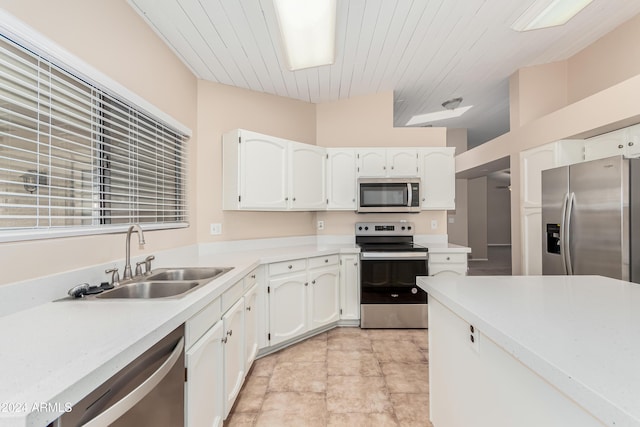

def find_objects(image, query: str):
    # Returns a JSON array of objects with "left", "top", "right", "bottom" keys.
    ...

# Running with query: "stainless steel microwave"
[{"left": 357, "top": 178, "right": 421, "bottom": 213}]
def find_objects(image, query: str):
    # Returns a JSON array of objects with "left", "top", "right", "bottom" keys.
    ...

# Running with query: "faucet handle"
[
  {"left": 105, "top": 268, "right": 120, "bottom": 287},
  {"left": 134, "top": 261, "right": 144, "bottom": 277},
  {"left": 144, "top": 255, "right": 155, "bottom": 275}
]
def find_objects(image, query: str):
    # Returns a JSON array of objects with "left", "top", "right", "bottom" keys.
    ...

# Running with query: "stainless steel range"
[{"left": 356, "top": 221, "right": 428, "bottom": 329}]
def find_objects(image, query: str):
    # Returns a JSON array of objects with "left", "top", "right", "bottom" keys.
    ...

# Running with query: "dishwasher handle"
[{"left": 83, "top": 337, "right": 184, "bottom": 427}]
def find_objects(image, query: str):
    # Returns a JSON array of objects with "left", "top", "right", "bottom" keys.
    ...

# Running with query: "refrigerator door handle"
[
  {"left": 560, "top": 192, "right": 569, "bottom": 275},
  {"left": 565, "top": 192, "right": 576, "bottom": 275}
]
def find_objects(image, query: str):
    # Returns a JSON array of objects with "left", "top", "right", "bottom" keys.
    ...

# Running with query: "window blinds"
[{"left": 0, "top": 35, "right": 188, "bottom": 238}]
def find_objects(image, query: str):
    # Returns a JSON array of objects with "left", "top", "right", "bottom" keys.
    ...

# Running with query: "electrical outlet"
[
  {"left": 431, "top": 220, "right": 438, "bottom": 230},
  {"left": 469, "top": 324, "right": 479, "bottom": 353},
  {"left": 317, "top": 220, "right": 325, "bottom": 230},
  {"left": 210, "top": 223, "right": 222, "bottom": 235}
]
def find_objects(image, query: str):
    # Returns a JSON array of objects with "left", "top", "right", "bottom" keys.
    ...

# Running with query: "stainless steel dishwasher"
[{"left": 55, "top": 325, "right": 184, "bottom": 427}]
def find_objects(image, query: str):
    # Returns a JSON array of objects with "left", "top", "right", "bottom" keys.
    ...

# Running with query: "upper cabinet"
[
  {"left": 356, "top": 149, "right": 418, "bottom": 177},
  {"left": 419, "top": 148, "right": 456, "bottom": 210},
  {"left": 223, "top": 129, "right": 456, "bottom": 212},
  {"left": 583, "top": 124, "right": 640, "bottom": 161},
  {"left": 327, "top": 149, "right": 357, "bottom": 210},
  {"left": 223, "top": 129, "right": 326, "bottom": 211}
]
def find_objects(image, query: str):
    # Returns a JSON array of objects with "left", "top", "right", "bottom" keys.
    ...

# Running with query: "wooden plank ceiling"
[{"left": 129, "top": 0, "right": 640, "bottom": 147}]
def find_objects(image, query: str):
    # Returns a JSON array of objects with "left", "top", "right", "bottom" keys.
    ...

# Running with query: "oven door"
[{"left": 360, "top": 255, "right": 428, "bottom": 304}]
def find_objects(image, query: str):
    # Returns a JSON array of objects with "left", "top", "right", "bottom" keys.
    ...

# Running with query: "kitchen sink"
[
  {"left": 92, "top": 267, "right": 234, "bottom": 299},
  {"left": 96, "top": 281, "right": 201, "bottom": 299},
  {"left": 147, "top": 267, "right": 232, "bottom": 282}
]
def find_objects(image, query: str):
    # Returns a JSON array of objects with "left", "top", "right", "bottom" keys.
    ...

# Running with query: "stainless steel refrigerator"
[{"left": 541, "top": 155, "right": 640, "bottom": 283}]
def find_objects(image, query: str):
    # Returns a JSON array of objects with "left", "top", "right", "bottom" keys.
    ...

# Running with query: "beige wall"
[
  {"left": 512, "top": 61, "right": 568, "bottom": 127},
  {"left": 467, "top": 177, "right": 488, "bottom": 259},
  {"left": 0, "top": 0, "right": 198, "bottom": 285},
  {"left": 196, "top": 81, "right": 318, "bottom": 242},
  {"left": 316, "top": 92, "right": 449, "bottom": 235},
  {"left": 458, "top": 12, "right": 640, "bottom": 274},
  {"left": 487, "top": 174, "right": 511, "bottom": 245}
]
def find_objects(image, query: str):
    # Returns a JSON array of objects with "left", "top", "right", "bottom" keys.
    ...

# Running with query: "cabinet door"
[
  {"left": 268, "top": 272, "right": 308, "bottom": 346},
  {"left": 624, "top": 125, "right": 640, "bottom": 157},
  {"left": 520, "top": 144, "right": 556, "bottom": 207},
  {"left": 583, "top": 129, "right": 626, "bottom": 161},
  {"left": 339, "top": 255, "right": 360, "bottom": 320},
  {"left": 387, "top": 149, "right": 418, "bottom": 177},
  {"left": 420, "top": 148, "right": 455, "bottom": 210},
  {"left": 521, "top": 207, "right": 542, "bottom": 275},
  {"left": 356, "top": 149, "right": 387, "bottom": 177},
  {"left": 239, "top": 131, "right": 288, "bottom": 209},
  {"left": 223, "top": 299, "right": 245, "bottom": 417},
  {"left": 243, "top": 283, "right": 259, "bottom": 374},
  {"left": 309, "top": 267, "right": 340, "bottom": 329},
  {"left": 186, "top": 321, "right": 224, "bottom": 427},
  {"left": 290, "top": 143, "right": 326, "bottom": 210},
  {"left": 327, "top": 149, "right": 357, "bottom": 210}
]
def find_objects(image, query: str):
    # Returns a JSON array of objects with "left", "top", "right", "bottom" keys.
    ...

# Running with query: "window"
[{"left": 0, "top": 34, "right": 188, "bottom": 241}]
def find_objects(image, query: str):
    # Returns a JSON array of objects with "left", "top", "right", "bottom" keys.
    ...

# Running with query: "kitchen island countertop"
[{"left": 418, "top": 275, "right": 640, "bottom": 427}]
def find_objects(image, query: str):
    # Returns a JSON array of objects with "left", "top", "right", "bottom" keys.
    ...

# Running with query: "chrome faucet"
[{"left": 123, "top": 224, "right": 145, "bottom": 280}]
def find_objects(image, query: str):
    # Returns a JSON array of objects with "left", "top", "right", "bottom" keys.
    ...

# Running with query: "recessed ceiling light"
[
  {"left": 406, "top": 105, "right": 473, "bottom": 126},
  {"left": 511, "top": 0, "right": 593, "bottom": 32},
  {"left": 273, "top": 0, "right": 337, "bottom": 71}
]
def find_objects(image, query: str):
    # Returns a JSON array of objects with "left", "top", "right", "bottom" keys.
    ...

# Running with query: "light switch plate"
[{"left": 431, "top": 220, "right": 438, "bottom": 230}]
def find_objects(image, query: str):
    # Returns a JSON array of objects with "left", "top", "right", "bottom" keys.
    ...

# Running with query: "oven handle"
[{"left": 360, "top": 252, "right": 428, "bottom": 260}]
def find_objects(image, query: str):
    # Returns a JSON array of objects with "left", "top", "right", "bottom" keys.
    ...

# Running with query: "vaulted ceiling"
[{"left": 129, "top": 0, "right": 640, "bottom": 148}]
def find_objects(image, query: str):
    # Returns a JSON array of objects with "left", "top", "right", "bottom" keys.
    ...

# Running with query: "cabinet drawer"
[
  {"left": 244, "top": 267, "right": 259, "bottom": 290},
  {"left": 186, "top": 298, "right": 222, "bottom": 349},
  {"left": 222, "top": 279, "right": 245, "bottom": 313},
  {"left": 308, "top": 254, "right": 339, "bottom": 269},
  {"left": 429, "top": 253, "right": 467, "bottom": 264},
  {"left": 269, "top": 259, "right": 306, "bottom": 276},
  {"left": 429, "top": 264, "right": 467, "bottom": 276}
]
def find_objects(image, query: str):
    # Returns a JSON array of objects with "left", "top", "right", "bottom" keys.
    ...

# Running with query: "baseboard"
[
  {"left": 488, "top": 244, "right": 512, "bottom": 247},
  {"left": 469, "top": 258, "right": 489, "bottom": 262}
]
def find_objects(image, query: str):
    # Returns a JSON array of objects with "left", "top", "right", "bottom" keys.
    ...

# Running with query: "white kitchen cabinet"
[
  {"left": 519, "top": 140, "right": 583, "bottom": 274},
  {"left": 267, "top": 256, "right": 341, "bottom": 347},
  {"left": 326, "top": 149, "right": 357, "bottom": 210},
  {"left": 243, "top": 283, "right": 259, "bottom": 374},
  {"left": 186, "top": 320, "right": 224, "bottom": 427},
  {"left": 429, "top": 298, "right": 603, "bottom": 427},
  {"left": 339, "top": 254, "right": 360, "bottom": 321},
  {"left": 428, "top": 252, "right": 468, "bottom": 276},
  {"left": 356, "top": 148, "right": 419, "bottom": 177},
  {"left": 222, "top": 129, "right": 326, "bottom": 211},
  {"left": 521, "top": 207, "right": 542, "bottom": 275},
  {"left": 268, "top": 260, "right": 308, "bottom": 346},
  {"left": 289, "top": 142, "right": 326, "bottom": 210},
  {"left": 223, "top": 298, "right": 245, "bottom": 418},
  {"left": 584, "top": 125, "right": 640, "bottom": 161},
  {"left": 223, "top": 129, "right": 288, "bottom": 210},
  {"left": 419, "top": 147, "right": 456, "bottom": 210},
  {"left": 308, "top": 256, "right": 340, "bottom": 329}
]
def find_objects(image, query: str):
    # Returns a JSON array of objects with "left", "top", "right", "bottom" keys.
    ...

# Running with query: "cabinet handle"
[
  {"left": 446, "top": 256, "right": 450, "bottom": 261},
  {"left": 246, "top": 306, "right": 251, "bottom": 311},
  {"left": 222, "top": 337, "right": 228, "bottom": 344},
  {"left": 305, "top": 282, "right": 308, "bottom": 286},
  {"left": 391, "top": 166, "right": 394, "bottom": 169},
  {"left": 629, "top": 142, "right": 635, "bottom": 147},
  {"left": 618, "top": 144, "right": 624, "bottom": 149},
  {"left": 354, "top": 262, "right": 358, "bottom": 266},
  {"left": 227, "top": 330, "right": 233, "bottom": 336},
  {"left": 312, "top": 280, "right": 316, "bottom": 284},
  {"left": 293, "top": 197, "right": 296, "bottom": 201},
  {"left": 251, "top": 274, "right": 256, "bottom": 279},
  {"left": 285, "top": 197, "right": 289, "bottom": 201},
  {"left": 288, "top": 264, "right": 293, "bottom": 269},
  {"left": 325, "top": 259, "right": 329, "bottom": 263}
]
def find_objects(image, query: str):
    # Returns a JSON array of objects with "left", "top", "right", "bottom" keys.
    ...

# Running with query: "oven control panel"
[{"left": 355, "top": 222, "right": 415, "bottom": 236}]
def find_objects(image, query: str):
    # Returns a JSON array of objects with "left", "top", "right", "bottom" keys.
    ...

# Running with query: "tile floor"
[{"left": 225, "top": 327, "right": 432, "bottom": 427}]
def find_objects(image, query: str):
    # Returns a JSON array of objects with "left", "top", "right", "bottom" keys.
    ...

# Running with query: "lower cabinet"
[
  {"left": 243, "top": 283, "right": 259, "bottom": 373},
  {"left": 223, "top": 298, "right": 245, "bottom": 418},
  {"left": 339, "top": 254, "right": 360, "bottom": 321},
  {"left": 428, "top": 252, "right": 468, "bottom": 276},
  {"left": 268, "top": 255, "right": 340, "bottom": 347}
]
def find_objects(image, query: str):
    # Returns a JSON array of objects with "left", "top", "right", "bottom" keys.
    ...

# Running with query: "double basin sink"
[{"left": 96, "top": 267, "right": 233, "bottom": 299}]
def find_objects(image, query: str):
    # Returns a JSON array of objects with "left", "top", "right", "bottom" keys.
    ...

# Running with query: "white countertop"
[
  {"left": 0, "top": 243, "right": 359, "bottom": 427},
  {"left": 418, "top": 275, "right": 640, "bottom": 427}
]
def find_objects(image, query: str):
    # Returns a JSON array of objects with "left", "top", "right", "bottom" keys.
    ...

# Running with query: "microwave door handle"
[{"left": 407, "top": 183, "right": 412, "bottom": 207}]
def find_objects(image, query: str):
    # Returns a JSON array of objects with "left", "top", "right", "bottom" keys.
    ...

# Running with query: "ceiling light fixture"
[
  {"left": 406, "top": 97, "right": 472, "bottom": 126},
  {"left": 511, "top": 0, "right": 594, "bottom": 32},
  {"left": 273, "top": 0, "right": 337, "bottom": 71}
]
